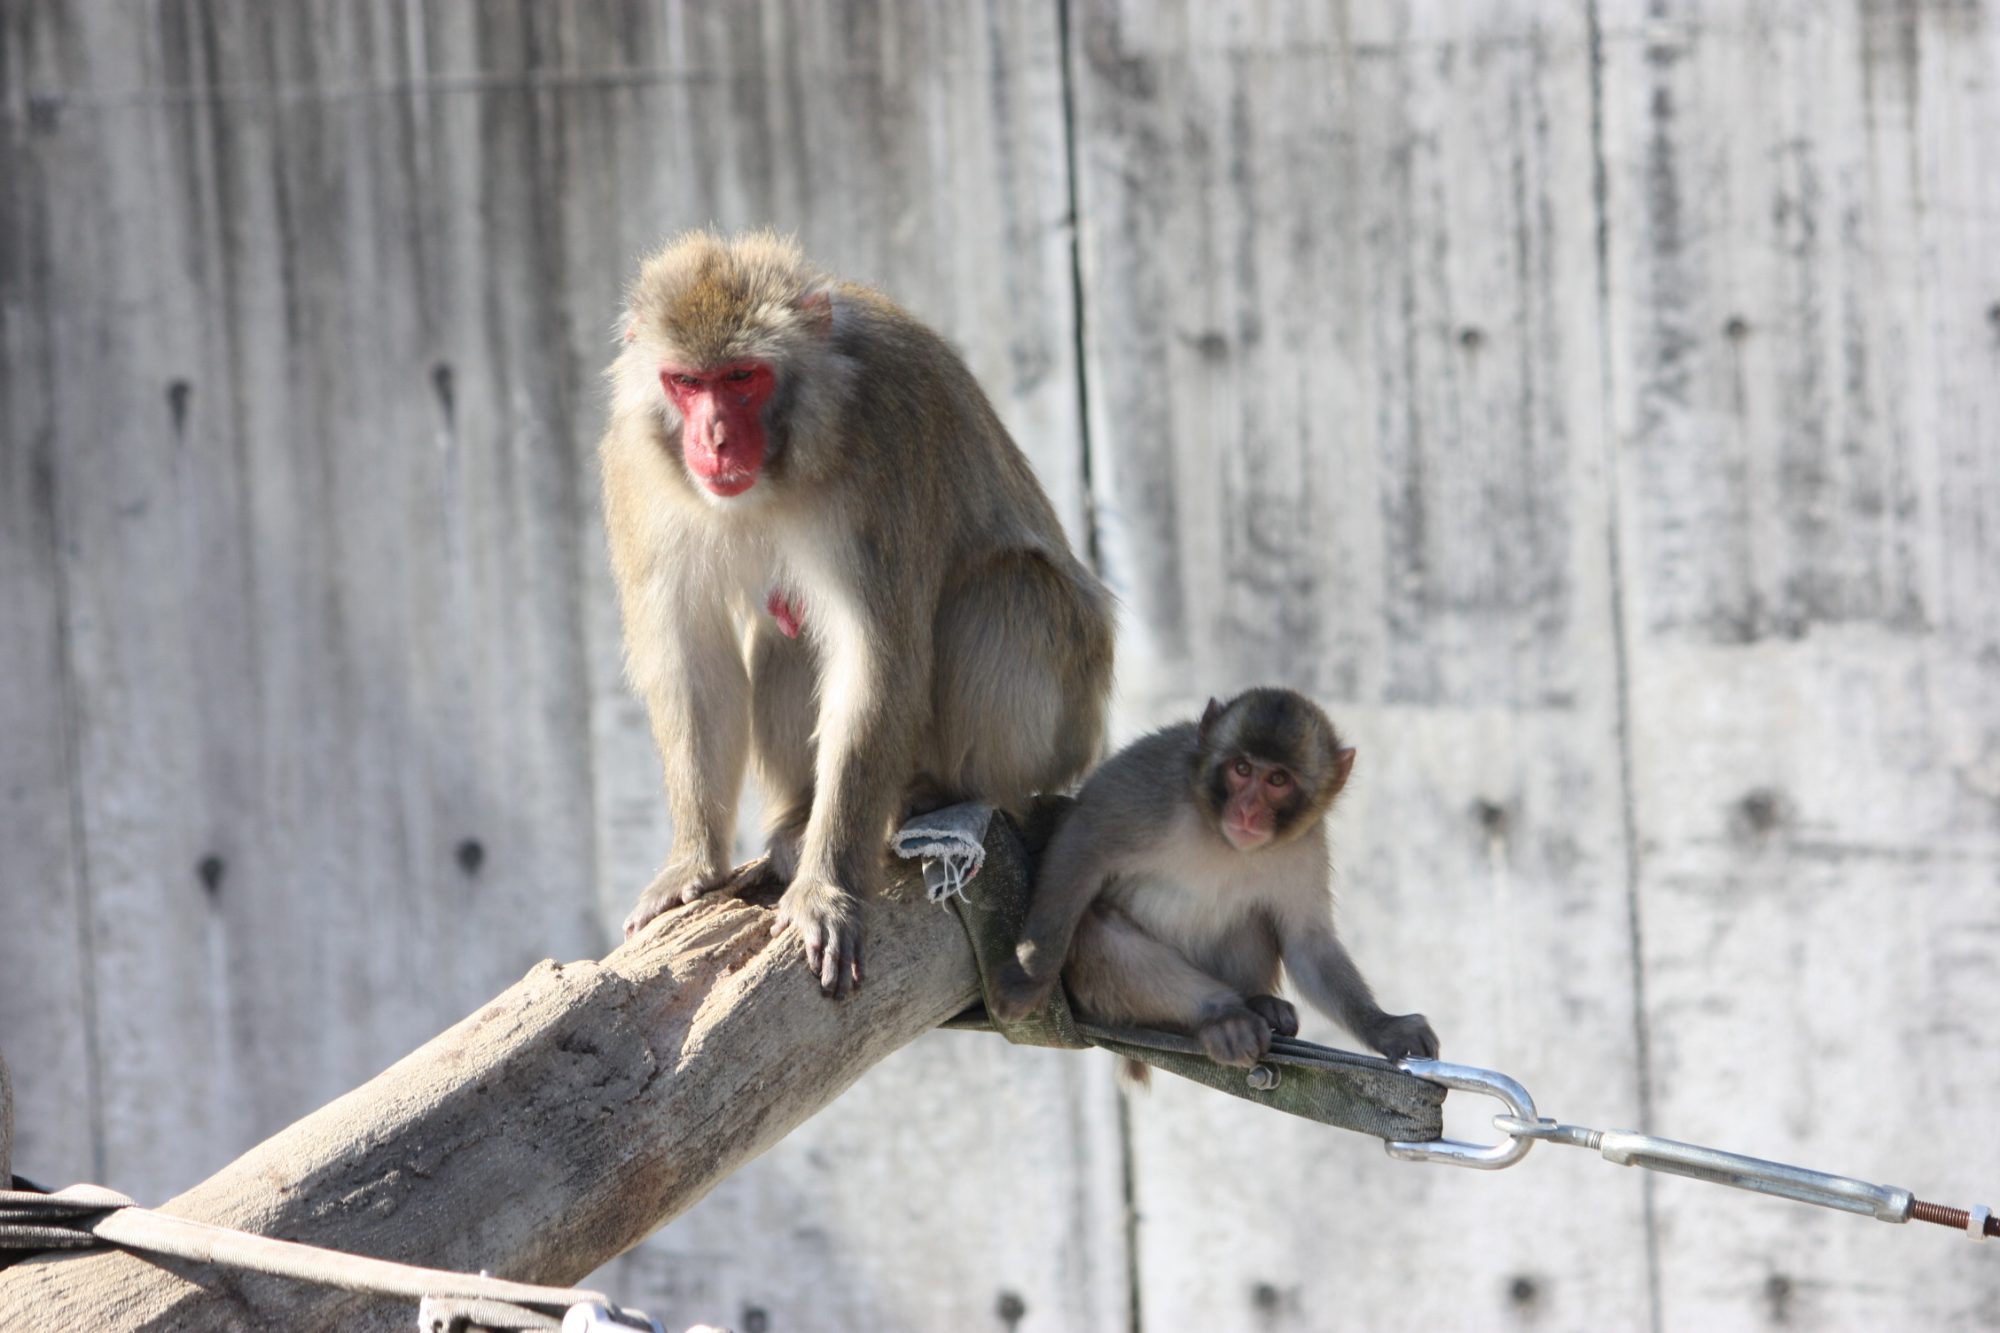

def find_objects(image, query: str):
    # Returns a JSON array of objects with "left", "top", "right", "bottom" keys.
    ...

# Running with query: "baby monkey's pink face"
[
  {"left": 1217, "top": 755, "right": 1296, "bottom": 851},
  {"left": 660, "top": 361, "right": 778, "bottom": 497}
]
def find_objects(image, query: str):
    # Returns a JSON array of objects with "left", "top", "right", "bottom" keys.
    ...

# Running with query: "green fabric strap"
[{"left": 943, "top": 811, "right": 1443, "bottom": 1143}]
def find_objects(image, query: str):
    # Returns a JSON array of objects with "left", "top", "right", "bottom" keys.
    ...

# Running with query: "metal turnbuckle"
[
  {"left": 1384, "top": 1059, "right": 1539, "bottom": 1170},
  {"left": 1491, "top": 1116, "right": 1916, "bottom": 1222},
  {"left": 1371, "top": 1058, "right": 1993, "bottom": 1243}
]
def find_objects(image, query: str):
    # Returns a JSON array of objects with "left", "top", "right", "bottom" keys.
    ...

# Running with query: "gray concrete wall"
[{"left": 2, "top": 3, "right": 1995, "bottom": 1329}]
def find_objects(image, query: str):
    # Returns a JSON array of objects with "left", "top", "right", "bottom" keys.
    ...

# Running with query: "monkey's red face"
[
  {"left": 660, "top": 361, "right": 778, "bottom": 498},
  {"left": 1216, "top": 756, "right": 1296, "bottom": 851}
]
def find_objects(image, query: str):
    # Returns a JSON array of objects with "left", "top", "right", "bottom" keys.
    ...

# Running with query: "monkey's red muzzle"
[
  {"left": 683, "top": 423, "right": 760, "bottom": 497},
  {"left": 663, "top": 363, "right": 776, "bottom": 498}
]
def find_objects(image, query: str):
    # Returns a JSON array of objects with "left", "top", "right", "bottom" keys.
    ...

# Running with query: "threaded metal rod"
[{"left": 1910, "top": 1199, "right": 1999, "bottom": 1237}]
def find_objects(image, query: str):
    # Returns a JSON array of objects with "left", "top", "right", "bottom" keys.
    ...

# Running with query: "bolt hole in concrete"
[
  {"left": 456, "top": 839, "right": 485, "bottom": 875},
  {"left": 1731, "top": 787, "right": 1790, "bottom": 837},
  {"left": 1765, "top": 1272, "right": 1795, "bottom": 1320},
  {"left": 1251, "top": 1280, "right": 1299, "bottom": 1317},
  {"left": 197, "top": 854, "right": 226, "bottom": 896},
  {"left": 431, "top": 362, "right": 456, "bottom": 423}
]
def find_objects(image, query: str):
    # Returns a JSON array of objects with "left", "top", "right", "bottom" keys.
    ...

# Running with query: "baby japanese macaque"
[{"left": 992, "top": 689, "right": 1437, "bottom": 1066}]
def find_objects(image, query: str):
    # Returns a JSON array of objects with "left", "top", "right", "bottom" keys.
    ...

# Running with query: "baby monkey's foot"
[
  {"left": 1244, "top": 994, "right": 1299, "bottom": 1037},
  {"left": 1197, "top": 1006, "right": 1273, "bottom": 1067}
]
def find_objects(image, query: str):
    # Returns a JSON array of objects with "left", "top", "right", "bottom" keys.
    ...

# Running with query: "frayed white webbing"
[{"left": 891, "top": 802, "right": 995, "bottom": 904}]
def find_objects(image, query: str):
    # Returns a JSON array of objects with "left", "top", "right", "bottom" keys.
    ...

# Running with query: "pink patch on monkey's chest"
[{"left": 766, "top": 588, "right": 805, "bottom": 638}]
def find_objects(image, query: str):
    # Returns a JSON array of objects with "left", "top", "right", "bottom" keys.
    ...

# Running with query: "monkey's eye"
[
  {"left": 670, "top": 373, "right": 701, "bottom": 388},
  {"left": 724, "top": 367, "right": 755, "bottom": 382},
  {"left": 1232, "top": 759, "right": 1253, "bottom": 779},
  {"left": 1267, "top": 770, "right": 1291, "bottom": 789}
]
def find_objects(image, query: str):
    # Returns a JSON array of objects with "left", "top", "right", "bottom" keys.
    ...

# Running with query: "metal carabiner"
[{"left": 1384, "top": 1058, "right": 1540, "bottom": 1170}]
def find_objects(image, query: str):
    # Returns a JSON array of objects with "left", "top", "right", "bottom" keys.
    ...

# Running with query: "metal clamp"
[
  {"left": 1385, "top": 1059, "right": 1539, "bottom": 1170},
  {"left": 561, "top": 1303, "right": 667, "bottom": 1333},
  {"left": 417, "top": 1297, "right": 666, "bottom": 1333},
  {"left": 419, "top": 1296, "right": 559, "bottom": 1332}
]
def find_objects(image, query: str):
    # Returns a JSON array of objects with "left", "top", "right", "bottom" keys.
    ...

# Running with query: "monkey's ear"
[
  {"left": 1198, "top": 697, "right": 1224, "bottom": 741},
  {"left": 621, "top": 315, "right": 638, "bottom": 344},
  {"left": 800, "top": 285, "right": 835, "bottom": 338},
  {"left": 1329, "top": 746, "right": 1357, "bottom": 794}
]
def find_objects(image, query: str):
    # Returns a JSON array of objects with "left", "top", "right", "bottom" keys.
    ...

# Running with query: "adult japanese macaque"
[
  {"left": 991, "top": 689, "right": 1438, "bottom": 1066},
  {"left": 602, "top": 230, "right": 1114, "bottom": 997}
]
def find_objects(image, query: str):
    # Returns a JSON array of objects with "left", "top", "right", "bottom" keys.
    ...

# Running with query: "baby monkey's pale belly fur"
[{"left": 1099, "top": 808, "right": 1331, "bottom": 999}]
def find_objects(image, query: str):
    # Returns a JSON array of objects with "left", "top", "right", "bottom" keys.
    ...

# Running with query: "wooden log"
[
  {"left": 0, "top": 812, "right": 1448, "bottom": 1330},
  {"left": 0, "top": 860, "right": 986, "bottom": 1331}
]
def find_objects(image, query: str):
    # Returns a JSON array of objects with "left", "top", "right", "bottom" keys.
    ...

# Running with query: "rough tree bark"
[{"left": 0, "top": 858, "right": 986, "bottom": 1331}]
